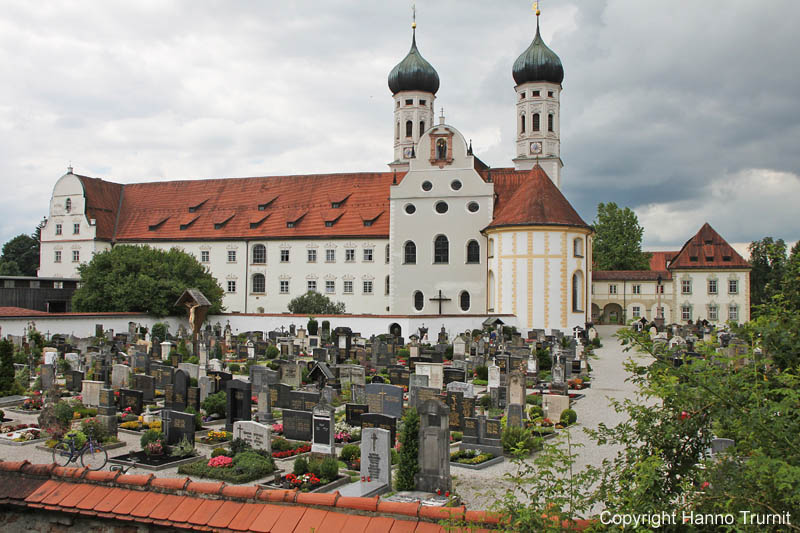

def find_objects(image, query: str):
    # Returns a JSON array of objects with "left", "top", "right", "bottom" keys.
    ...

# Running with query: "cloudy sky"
[{"left": 1, "top": 0, "right": 798, "bottom": 254}]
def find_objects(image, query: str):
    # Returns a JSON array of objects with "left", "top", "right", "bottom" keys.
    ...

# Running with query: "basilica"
[{"left": 38, "top": 14, "right": 595, "bottom": 331}]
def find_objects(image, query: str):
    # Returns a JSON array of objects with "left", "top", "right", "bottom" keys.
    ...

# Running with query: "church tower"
[
  {"left": 388, "top": 19, "right": 439, "bottom": 172},
  {"left": 511, "top": 8, "right": 564, "bottom": 187}
]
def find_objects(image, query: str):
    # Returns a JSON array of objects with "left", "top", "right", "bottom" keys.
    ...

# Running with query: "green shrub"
[
  {"left": 478, "top": 395, "right": 492, "bottom": 409},
  {"left": 526, "top": 394, "right": 542, "bottom": 406},
  {"left": 202, "top": 391, "right": 226, "bottom": 417},
  {"left": 229, "top": 438, "right": 252, "bottom": 456},
  {"left": 293, "top": 456, "right": 309, "bottom": 476},
  {"left": 319, "top": 457, "right": 339, "bottom": 481},
  {"left": 529, "top": 405, "right": 544, "bottom": 419},
  {"left": 307, "top": 458, "right": 323, "bottom": 478},
  {"left": 536, "top": 348, "right": 552, "bottom": 371},
  {"left": 397, "top": 348, "right": 410, "bottom": 358},
  {"left": 272, "top": 437, "right": 292, "bottom": 452},
  {"left": 560, "top": 409, "right": 577, "bottom": 426},
  {"left": 266, "top": 346, "right": 279, "bottom": 360},
  {"left": 396, "top": 407, "right": 419, "bottom": 491},
  {"left": 140, "top": 429, "right": 164, "bottom": 450},
  {"left": 391, "top": 448, "right": 398, "bottom": 465},
  {"left": 501, "top": 426, "right": 541, "bottom": 454},
  {"left": 178, "top": 452, "right": 274, "bottom": 483},
  {"left": 170, "top": 436, "right": 195, "bottom": 458},
  {"left": 80, "top": 418, "right": 109, "bottom": 442},
  {"left": 229, "top": 363, "right": 240, "bottom": 372},
  {"left": 185, "top": 406, "right": 203, "bottom": 430},
  {"left": 189, "top": 377, "right": 198, "bottom": 387},
  {"left": 211, "top": 447, "right": 229, "bottom": 458},
  {"left": 339, "top": 444, "right": 360, "bottom": 463},
  {"left": 233, "top": 451, "right": 275, "bottom": 477},
  {"left": 451, "top": 431, "right": 463, "bottom": 441},
  {"left": 475, "top": 365, "right": 488, "bottom": 381},
  {"left": 307, "top": 317, "right": 318, "bottom": 336}
]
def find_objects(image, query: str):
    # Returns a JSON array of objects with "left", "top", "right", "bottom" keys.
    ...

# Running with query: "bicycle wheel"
[
  {"left": 80, "top": 443, "right": 108, "bottom": 470},
  {"left": 52, "top": 441, "right": 73, "bottom": 467}
]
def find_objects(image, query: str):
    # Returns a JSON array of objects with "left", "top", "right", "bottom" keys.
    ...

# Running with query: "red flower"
[
  {"left": 701, "top": 481, "right": 709, "bottom": 489},
  {"left": 680, "top": 411, "right": 690, "bottom": 420},
  {"left": 445, "top": 491, "right": 450, "bottom": 497},
  {"left": 436, "top": 489, "right": 441, "bottom": 495}
]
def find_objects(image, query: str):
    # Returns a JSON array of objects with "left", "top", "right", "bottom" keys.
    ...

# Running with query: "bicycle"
[{"left": 52, "top": 433, "right": 108, "bottom": 470}]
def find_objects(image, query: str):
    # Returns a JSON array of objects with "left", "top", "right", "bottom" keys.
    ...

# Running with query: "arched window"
[
  {"left": 488, "top": 270, "right": 496, "bottom": 311},
  {"left": 488, "top": 238, "right": 495, "bottom": 258},
  {"left": 406, "top": 120, "right": 413, "bottom": 138},
  {"left": 252, "top": 274, "right": 266, "bottom": 294},
  {"left": 434, "top": 235, "right": 449, "bottom": 264},
  {"left": 385, "top": 275, "right": 390, "bottom": 295},
  {"left": 532, "top": 113, "right": 540, "bottom": 132},
  {"left": 436, "top": 138, "right": 447, "bottom": 160},
  {"left": 65, "top": 198, "right": 72, "bottom": 212},
  {"left": 572, "top": 271, "right": 584, "bottom": 312},
  {"left": 414, "top": 291, "right": 424, "bottom": 311},
  {"left": 252, "top": 244, "right": 266, "bottom": 264},
  {"left": 573, "top": 238, "right": 583, "bottom": 257},
  {"left": 460, "top": 291, "right": 470, "bottom": 312},
  {"left": 396, "top": 121, "right": 400, "bottom": 139},
  {"left": 404, "top": 241, "right": 416, "bottom": 264},
  {"left": 419, "top": 121, "right": 425, "bottom": 135},
  {"left": 520, "top": 113, "right": 526, "bottom": 133},
  {"left": 466, "top": 240, "right": 480, "bottom": 264},
  {"left": 385, "top": 243, "right": 390, "bottom": 264},
  {"left": 548, "top": 113, "right": 554, "bottom": 132}
]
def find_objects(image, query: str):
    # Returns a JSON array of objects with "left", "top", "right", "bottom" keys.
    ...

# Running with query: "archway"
[
  {"left": 591, "top": 303, "right": 601, "bottom": 323},
  {"left": 602, "top": 303, "right": 623, "bottom": 325},
  {"left": 389, "top": 323, "right": 402, "bottom": 338}
]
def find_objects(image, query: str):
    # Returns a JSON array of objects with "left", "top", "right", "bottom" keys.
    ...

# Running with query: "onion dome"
[
  {"left": 388, "top": 29, "right": 440, "bottom": 95},
  {"left": 512, "top": 19, "right": 564, "bottom": 85}
]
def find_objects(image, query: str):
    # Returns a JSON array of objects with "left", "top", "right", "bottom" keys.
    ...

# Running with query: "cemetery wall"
[{"left": 0, "top": 311, "right": 519, "bottom": 338}]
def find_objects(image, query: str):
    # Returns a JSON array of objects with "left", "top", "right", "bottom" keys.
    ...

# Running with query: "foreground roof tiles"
[{"left": 0, "top": 460, "right": 526, "bottom": 532}]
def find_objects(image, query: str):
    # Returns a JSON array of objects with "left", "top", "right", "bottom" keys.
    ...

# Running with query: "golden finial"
[
  {"left": 412, "top": 3, "right": 417, "bottom": 29},
  {"left": 533, "top": 1, "right": 541, "bottom": 17}
]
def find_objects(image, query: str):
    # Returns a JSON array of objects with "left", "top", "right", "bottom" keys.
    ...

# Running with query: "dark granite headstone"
[
  {"left": 345, "top": 403, "right": 368, "bottom": 426},
  {"left": 415, "top": 399, "right": 451, "bottom": 493},
  {"left": 187, "top": 386, "right": 200, "bottom": 412},
  {"left": 365, "top": 383, "right": 403, "bottom": 418},
  {"left": 131, "top": 373, "right": 155, "bottom": 402},
  {"left": 443, "top": 368, "right": 466, "bottom": 385},
  {"left": 225, "top": 380, "right": 252, "bottom": 432},
  {"left": 172, "top": 369, "right": 189, "bottom": 412},
  {"left": 162, "top": 409, "right": 195, "bottom": 445},
  {"left": 288, "top": 390, "right": 320, "bottom": 411},
  {"left": 119, "top": 388, "right": 143, "bottom": 415},
  {"left": 360, "top": 412, "right": 397, "bottom": 444},
  {"left": 150, "top": 364, "right": 174, "bottom": 390},
  {"left": 282, "top": 409, "right": 313, "bottom": 441},
  {"left": 67, "top": 370, "right": 84, "bottom": 392},
  {"left": 409, "top": 386, "right": 440, "bottom": 410},
  {"left": 387, "top": 366, "right": 411, "bottom": 387}
]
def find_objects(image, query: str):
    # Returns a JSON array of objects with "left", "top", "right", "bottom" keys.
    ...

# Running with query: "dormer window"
[
  {"left": 723, "top": 256, "right": 731, "bottom": 262},
  {"left": 704, "top": 239, "right": 713, "bottom": 245},
  {"left": 690, "top": 256, "right": 698, "bottom": 262},
  {"left": 287, "top": 222, "right": 295, "bottom": 228},
  {"left": 705, "top": 256, "right": 713, "bottom": 262},
  {"left": 188, "top": 199, "right": 208, "bottom": 213},
  {"left": 65, "top": 198, "right": 72, "bottom": 212},
  {"left": 212, "top": 212, "right": 235, "bottom": 230},
  {"left": 331, "top": 202, "right": 341, "bottom": 209},
  {"left": 363, "top": 220, "right": 373, "bottom": 227},
  {"left": 325, "top": 221, "right": 334, "bottom": 227}
]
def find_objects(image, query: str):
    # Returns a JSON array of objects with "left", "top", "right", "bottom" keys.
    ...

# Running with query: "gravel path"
[
  {"left": 0, "top": 326, "right": 651, "bottom": 512},
  {"left": 452, "top": 325, "right": 653, "bottom": 510}
]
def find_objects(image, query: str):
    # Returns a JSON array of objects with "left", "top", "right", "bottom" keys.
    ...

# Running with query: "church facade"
[{"left": 38, "top": 16, "right": 594, "bottom": 331}]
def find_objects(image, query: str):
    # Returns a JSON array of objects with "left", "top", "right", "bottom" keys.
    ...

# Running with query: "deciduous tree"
[
  {"left": 287, "top": 291, "right": 345, "bottom": 315},
  {"left": 592, "top": 202, "right": 651, "bottom": 270}
]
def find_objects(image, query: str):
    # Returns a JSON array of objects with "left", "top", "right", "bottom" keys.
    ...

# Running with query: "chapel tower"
[
  {"left": 511, "top": 7, "right": 564, "bottom": 187},
  {"left": 388, "top": 18, "right": 439, "bottom": 172}
]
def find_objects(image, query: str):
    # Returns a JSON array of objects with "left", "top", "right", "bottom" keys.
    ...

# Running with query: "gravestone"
[
  {"left": 361, "top": 427, "right": 391, "bottom": 492},
  {"left": 360, "top": 412, "right": 397, "bottom": 444},
  {"left": 97, "top": 388, "right": 118, "bottom": 438},
  {"left": 208, "top": 370, "right": 233, "bottom": 394},
  {"left": 311, "top": 401, "right": 336, "bottom": 456},
  {"left": 365, "top": 383, "right": 403, "bottom": 418},
  {"left": 256, "top": 389, "right": 274, "bottom": 423},
  {"left": 338, "top": 365, "right": 366, "bottom": 388},
  {"left": 387, "top": 366, "right": 411, "bottom": 387},
  {"left": 461, "top": 415, "right": 503, "bottom": 457},
  {"left": 66, "top": 370, "right": 84, "bottom": 392},
  {"left": 250, "top": 366, "right": 278, "bottom": 395},
  {"left": 150, "top": 364, "right": 174, "bottom": 390},
  {"left": 131, "top": 353, "right": 150, "bottom": 375},
  {"left": 487, "top": 363, "right": 500, "bottom": 390},
  {"left": 225, "top": 380, "right": 252, "bottom": 432},
  {"left": 280, "top": 362, "right": 301, "bottom": 388},
  {"left": 350, "top": 383, "right": 366, "bottom": 404},
  {"left": 443, "top": 368, "right": 466, "bottom": 386},
  {"left": 507, "top": 371, "right": 526, "bottom": 406},
  {"left": 346, "top": 403, "right": 368, "bottom": 426},
  {"left": 131, "top": 374, "right": 155, "bottom": 402},
  {"left": 162, "top": 409, "right": 195, "bottom": 445},
  {"left": 233, "top": 420, "right": 271, "bottom": 453},
  {"left": 282, "top": 409, "right": 313, "bottom": 441},
  {"left": 178, "top": 362, "right": 200, "bottom": 381},
  {"left": 41, "top": 364, "right": 56, "bottom": 391},
  {"left": 169, "top": 369, "right": 190, "bottom": 412},
  {"left": 187, "top": 386, "right": 200, "bottom": 411},
  {"left": 506, "top": 403, "right": 525, "bottom": 428},
  {"left": 198, "top": 376, "right": 212, "bottom": 403},
  {"left": 288, "top": 390, "right": 320, "bottom": 411},
  {"left": 415, "top": 399, "right": 451, "bottom": 493},
  {"left": 408, "top": 374, "right": 429, "bottom": 389},
  {"left": 414, "top": 363, "right": 444, "bottom": 390},
  {"left": 543, "top": 394, "right": 570, "bottom": 422},
  {"left": 446, "top": 381, "right": 475, "bottom": 398},
  {"left": 409, "top": 386, "right": 440, "bottom": 410},
  {"left": 81, "top": 380, "right": 103, "bottom": 407},
  {"left": 111, "top": 364, "right": 131, "bottom": 389},
  {"left": 119, "top": 388, "right": 144, "bottom": 415},
  {"left": 370, "top": 375, "right": 386, "bottom": 384}
]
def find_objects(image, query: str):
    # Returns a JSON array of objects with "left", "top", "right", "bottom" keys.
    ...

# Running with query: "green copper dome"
[
  {"left": 512, "top": 21, "right": 564, "bottom": 85},
  {"left": 388, "top": 30, "right": 440, "bottom": 95}
]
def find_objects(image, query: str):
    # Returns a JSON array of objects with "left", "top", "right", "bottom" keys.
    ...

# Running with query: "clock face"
[
  {"left": 529, "top": 141, "right": 542, "bottom": 155},
  {"left": 403, "top": 147, "right": 415, "bottom": 158}
]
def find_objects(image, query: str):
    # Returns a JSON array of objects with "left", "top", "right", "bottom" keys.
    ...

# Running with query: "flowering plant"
[
  {"left": 272, "top": 444, "right": 311, "bottom": 459},
  {"left": 284, "top": 472, "right": 319, "bottom": 487},
  {"left": 145, "top": 442, "right": 164, "bottom": 456},
  {"left": 205, "top": 430, "right": 230, "bottom": 442},
  {"left": 208, "top": 455, "right": 233, "bottom": 468},
  {"left": 271, "top": 423, "right": 283, "bottom": 434}
]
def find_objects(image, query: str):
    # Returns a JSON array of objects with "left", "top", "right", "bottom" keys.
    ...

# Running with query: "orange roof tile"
[
  {"left": 366, "top": 516, "right": 399, "bottom": 533},
  {"left": 270, "top": 505, "right": 306, "bottom": 533},
  {"left": 649, "top": 251, "right": 677, "bottom": 271},
  {"left": 316, "top": 510, "right": 351, "bottom": 532},
  {"left": 485, "top": 165, "right": 590, "bottom": 230},
  {"left": 167, "top": 495, "right": 204, "bottom": 523},
  {"left": 93, "top": 487, "right": 131, "bottom": 513},
  {"left": 220, "top": 501, "right": 262, "bottom": 531},
  {"left": 293, "top": 508, "right": 329, "bottom": 532},
  {"left": 669, "top": 223, "right": 750, "bottom": 269},
  {"left": 76, "top": 175, "right": 123, "bottom": 240},
  {"left": 245, "top": 502, "right": 283, "bottom": 532},
  {"left": 389, "top": 518, "right": 419, "bottom": 533}
]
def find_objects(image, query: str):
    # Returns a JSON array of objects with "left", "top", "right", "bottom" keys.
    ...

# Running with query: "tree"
[
  {"left": 592, "top": 202, "right": 651, "bottom": 270},
  {"left": 287, "top": 291, "right": 345, "bottom": 315},
  {"left": 0, "top": 339, "right": 16, "bottom": 396},
  {"left": 307, "top": 316, "right": 319, "bottom": 336},
  {"left": 0, "top": 233, "right": 40, "bottom": 276},
  {"left": 72, "top": 245, "right": 224, "bottom": 317},
  {"left": 396, "top": 407, "right": 420, "bottom": 491},
  {"left": 749, "top": 237, "right": 788, "bottom": 312},
  {"left": 783, "top": 242, "right": 800, "bottom": 313}
]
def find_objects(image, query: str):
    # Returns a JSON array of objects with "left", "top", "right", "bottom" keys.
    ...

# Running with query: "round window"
[
  {"left": 404, "top": 203, "right": 416, "bottom": 215},
  {"left": 467, "top": 201, "right": 479, "bottom": 213},
  {"left": 435, "top": 201, "right": 448, "bottom": 214},
  {"left": 421, "top": 181, "right": 433, "bottom": 192},
  {"left": 450, "top": 179, "right": 462, "bottom": 191}
]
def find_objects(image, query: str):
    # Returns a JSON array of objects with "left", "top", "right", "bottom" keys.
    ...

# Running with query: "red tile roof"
[
  {"left": 0, "top": 307, "right": 51, "bottom": 317},
  {"left": 72, "top": 164, "right": 590, "bottom": 245},
  {"left": 649, "top": 251, "right": 677, "bottom": 271},
  {"left": 0, "top": 460, "right": 565, "bottom": 532},
  {"left": 591, "top": 270, "right": 668, "bottom": 281},
  {"left": 669, "top": 222, "right": 750, "bottom": 270},
  {"left": 484, "top": 165, "right": 590, "bottom": 230}
]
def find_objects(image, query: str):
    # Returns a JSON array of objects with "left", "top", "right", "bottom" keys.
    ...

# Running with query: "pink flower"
[{"left": 208, "top": 455, "right": 233, "bottom": 468}]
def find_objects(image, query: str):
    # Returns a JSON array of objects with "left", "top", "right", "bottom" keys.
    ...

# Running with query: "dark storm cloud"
[{"left": 0, "top": 0, "right": 798, "bottom": 250}]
